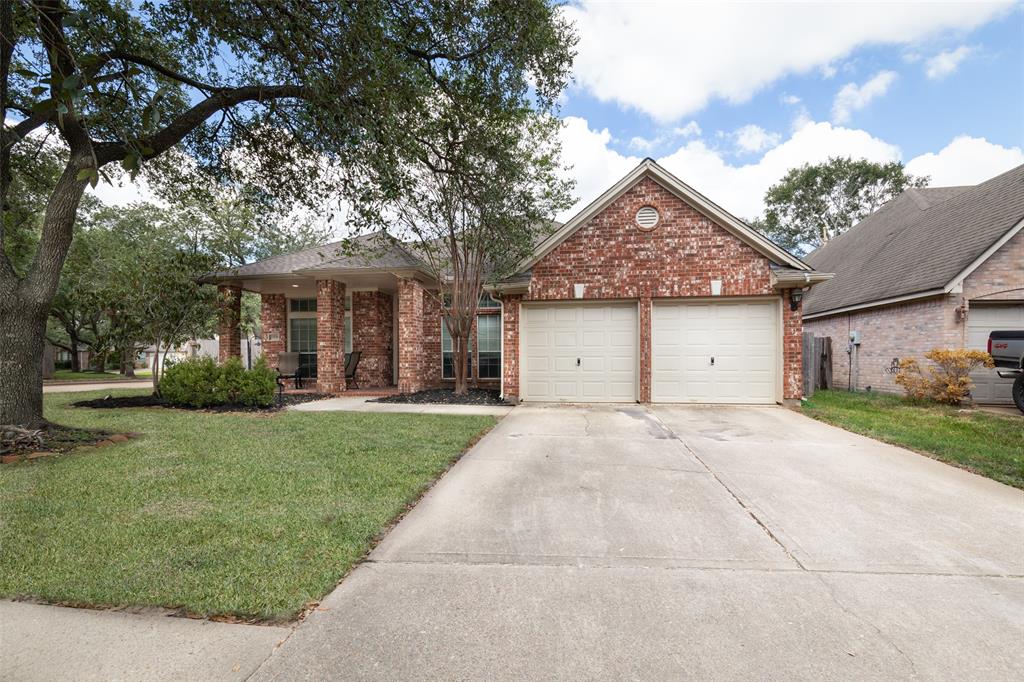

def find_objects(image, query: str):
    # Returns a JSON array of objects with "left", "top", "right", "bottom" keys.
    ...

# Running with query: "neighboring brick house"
[
  {"left": 210, "top": 159, "right": 830, "bottom": 404},
  {"left": 803, "top": 164, "right": 1024, "bottom": 405}
]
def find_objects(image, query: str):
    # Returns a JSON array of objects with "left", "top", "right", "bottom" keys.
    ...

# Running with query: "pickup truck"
[{"left": 988, "top": 330, "right": 1024, "bottom": 413}]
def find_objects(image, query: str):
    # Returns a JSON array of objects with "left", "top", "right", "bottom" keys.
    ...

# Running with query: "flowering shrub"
[{"left": 895, "top": 349, "right": 994, "bottom": 405}]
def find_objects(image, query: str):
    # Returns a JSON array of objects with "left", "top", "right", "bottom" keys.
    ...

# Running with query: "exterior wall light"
[{"left": 789, "top": 287, "right": 804, "bottom": 311}]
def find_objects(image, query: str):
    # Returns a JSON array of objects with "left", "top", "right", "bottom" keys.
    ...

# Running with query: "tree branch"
[
  {"left": 93, "top": 84, "right": 306, "bottom": 165},
  {"left": 88, "top": 49, "right": 226, "bottom": 93}
]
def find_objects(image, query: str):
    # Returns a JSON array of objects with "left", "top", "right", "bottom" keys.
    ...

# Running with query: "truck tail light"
[{"left": 987, "top": 336, "right": 992, "bottom": 355}]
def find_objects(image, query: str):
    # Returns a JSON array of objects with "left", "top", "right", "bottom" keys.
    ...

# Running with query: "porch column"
[
  {"left": 260, "top": 293, "right": 287, "bottom": 369},
  {"left": 217, "top": 284, "right": 242, "bottom": 363},
  {"left": 317, "top": 279, "right": 347, "bottom": 393},
  {"left": 501, "top": 294, "right": 522, "bottom": 401},
  {"left": 397, "top": 278, "right": 426, "bottom": 393},
  {"left": 352, "top": 291, "right": 393, "bottom": 388}
]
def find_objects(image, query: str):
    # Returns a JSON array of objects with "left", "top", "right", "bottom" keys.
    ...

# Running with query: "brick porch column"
[
  {"left": 316, "top": 279, "right": 346, "bottom": 393},
  {"left": 260, "top": 293, "right": 287, "bottom": 369},
  {"left": 501, "top": 294, "right": 522, "bottom": 401},
  {"left": 217, "top": 284, "right": 242, "bottom": 363},
  {"left": 352, "top": 291, "right": 393, "bottom": 387},
  {"left": 397, "top": 278, "right": 426, "bottom": 393}
]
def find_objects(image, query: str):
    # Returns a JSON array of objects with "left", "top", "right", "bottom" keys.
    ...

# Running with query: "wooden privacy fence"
[{"left": 802, "top": 333, "right": 833, "bottom": 398}]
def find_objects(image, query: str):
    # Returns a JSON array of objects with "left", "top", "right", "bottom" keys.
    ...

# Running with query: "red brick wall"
[
  {"left": 527, "top": 175, "right": 798, "bottom": 402},
  {"left": 260, "top": 293, "right": 286, "bottom": 369},
  {"left": 530, "top": 177, "right": 774, "bottom": 300},
  {"left": 782, "top": 300, "right": 803, "bottom": 400},
  {"left": 352, "top": 291, "right": 393, "bottom": 387},
  {"left": 422, "top": 292, "right": 442, "bottom": 387},
  {"left": 217, "top": 284, "right": 242, "bottom": 363},
  {"left": 397, "top": 278, "right": 427, "bottom": 393},
  {"left": 316, "top": 279, "right": 346, "bottom": 393},
  {"left": 501, "top": 294, "right": 522, "bottom": 400}
]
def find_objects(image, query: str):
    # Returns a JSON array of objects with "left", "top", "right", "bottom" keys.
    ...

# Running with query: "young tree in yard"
[
  {"left": 761, "top": 157, "right": 929, "bottom": 255},
  {"left": 0, "top": 0, "right": 575, "bottom": 426},
  {"left": 371, "top": 107, "right": 573, "bottom": 394}
]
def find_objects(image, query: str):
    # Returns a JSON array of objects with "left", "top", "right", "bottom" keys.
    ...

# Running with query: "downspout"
[{"left": 497, "top": 295, "right": 505, "bottom": 400}]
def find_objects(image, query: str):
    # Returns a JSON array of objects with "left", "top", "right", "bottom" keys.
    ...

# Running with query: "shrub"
[
  {"left": 159, "top": 357, "right": 276, "bottom": 408},
  {"left": 895, "top": 349, "right": 994, "bottom": 405}
]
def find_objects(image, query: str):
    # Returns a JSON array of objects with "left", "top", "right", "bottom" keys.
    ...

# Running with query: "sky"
[{"left": 95, "top": 1, "right": 1024, "bottom": 224}]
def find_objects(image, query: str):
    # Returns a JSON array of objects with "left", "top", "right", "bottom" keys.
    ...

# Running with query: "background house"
[{"left": 803, "top": 164, "right": 1024, "bottom": 404}]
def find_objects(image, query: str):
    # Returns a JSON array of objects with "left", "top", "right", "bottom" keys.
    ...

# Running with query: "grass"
[
  {"left": 49, "top": 369, "right": 151, "bottom": 381},
  {"left": 0, "top": 389, "right": 495, "bottom": 621},
  {"left": 802, "top": 390, "right": 1024, "bottom": 489}
]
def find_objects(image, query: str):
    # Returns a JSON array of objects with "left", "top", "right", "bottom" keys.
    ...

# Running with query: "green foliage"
[
  {"left": 760, "top": 157, "right": 929, "bottom": 255},
  {"left": 160, "top": 357, "right": 276, "bottom": 408}
]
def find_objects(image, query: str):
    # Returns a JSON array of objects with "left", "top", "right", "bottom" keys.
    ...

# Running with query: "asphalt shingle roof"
[{"left": 803, "top": 164, "right": 1024, "bottom": 316}]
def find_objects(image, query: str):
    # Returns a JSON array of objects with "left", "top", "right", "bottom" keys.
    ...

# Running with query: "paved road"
[{"left": 252, "top": 404, "right": 1024, "bottom": 681}]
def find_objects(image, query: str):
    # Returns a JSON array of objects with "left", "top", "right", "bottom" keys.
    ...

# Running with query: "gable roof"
[
  {"left": 804, "top": 163, "right": 1024, "bottom": 318},
  {"left": 518, "top": 158, "right": 811, "bottom": 273}
]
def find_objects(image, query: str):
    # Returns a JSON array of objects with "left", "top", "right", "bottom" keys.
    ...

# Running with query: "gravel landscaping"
[
  {"left": 371, "top": 388, "right": 506, "bottom": 405},
  {"left": 72, "top": 392, "right": 331, "bottom": 412}
]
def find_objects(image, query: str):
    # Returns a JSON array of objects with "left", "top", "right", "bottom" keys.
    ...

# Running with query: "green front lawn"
[
  {"left": 802, "top": 390, "right": 1024, "bottom": 489},
  {"left": 0, "top": 390, "right": 494, "bottom": 621}
]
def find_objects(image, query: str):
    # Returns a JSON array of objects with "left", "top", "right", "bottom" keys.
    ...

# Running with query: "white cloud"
[
  {"left": 89, "top": 172, "right": 163, "bottom": 207},
  {"left": 673, "top": 121, "right": 702, "bottom": 138},
  {"left": 733, "top": 124, "right": 781, "bottom": 154},
  {"left": 557, "top": 116, "right": 640, "bottom": 217},
  {"left": 831, "top": 70, "right": 898, "bottom": 124},
  {"left": 905, "top": 135, "right": 1024, "bottom": 185},
  {"left": 924, "top": 45, "right": 974, "bottom": 79},
  {"left": 628, "top": 135, "right": 657, "bottom": 152},
  {"left": 780, "top": 94, "right": 802, "bottom": 106},
  {"left": 564, "top": 1, "right": 1012, "bottom": 121}
]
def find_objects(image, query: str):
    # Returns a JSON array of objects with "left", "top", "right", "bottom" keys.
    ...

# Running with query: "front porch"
[{"left": 216, "top": 272, "right": 441, "bottom": 395}]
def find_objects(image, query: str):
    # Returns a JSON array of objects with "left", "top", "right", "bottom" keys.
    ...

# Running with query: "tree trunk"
[
  {"left": 121, "top": 351, "right": 135, "bottom": 377},
  {"left": 151, "top": 341, "right": 160, "bottom": 394},
  {"left": 69, "top": 338, "right": 81, "bottom": 372},
  {"left": 0, "top": 300, "right": 50, "bottom": 427},
  {"left": 453, "top": 334, "right": 468, "bottom": 395}
]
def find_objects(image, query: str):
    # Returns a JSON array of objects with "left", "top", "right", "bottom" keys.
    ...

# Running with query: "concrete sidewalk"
[
  {"left": 43, "top": 380, "right": 151, "bottom": 393},
  {"left": 0, "top": 601, "right": 289, "bottom": 682},
  {"left": 290, "top": 395, "right": 513, "bottom": 416}
]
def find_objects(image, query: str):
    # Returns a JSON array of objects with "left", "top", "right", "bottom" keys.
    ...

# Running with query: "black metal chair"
[
  {"left": 344, "top": 351, "right": 361, "bottom": 389},
  {"left": 276, "top": 352, "right": 301, "bottom": 390}
]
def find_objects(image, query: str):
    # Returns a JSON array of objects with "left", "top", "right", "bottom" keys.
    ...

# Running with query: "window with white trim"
[
  {"left": 288, "top": 298, "right": 318, "bottom": 378},
  {"left": 441, "top": 320, "right": 472, "bottom": 380},
  {"left": 476, "top": 314, "right": 501, "bottom": 379}
]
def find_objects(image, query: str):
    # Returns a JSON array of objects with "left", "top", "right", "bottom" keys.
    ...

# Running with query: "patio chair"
[
  {"left": 345, "top": 351, "right": 361, "bottom": 389},
  {"left": 276, "top": 352, "right": 301, "bottom": 390}
]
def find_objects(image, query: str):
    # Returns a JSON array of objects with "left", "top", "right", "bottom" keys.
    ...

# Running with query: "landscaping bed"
[
  {"left": 371, "top": 387, "right": 506, "bottom": 405},
  {"left": 72, "top": 391, "right": 330, "bottom": 412},
  {"left": 802, "top": 390, "right": 1024, "bottom": 489},
  {"left": 0, "top": 389, "right": 495, "bottom": 621}
]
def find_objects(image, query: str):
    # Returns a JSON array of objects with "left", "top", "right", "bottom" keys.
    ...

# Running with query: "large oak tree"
[{"left": 0, "top": 0, "right": 574, "bottom": 425}]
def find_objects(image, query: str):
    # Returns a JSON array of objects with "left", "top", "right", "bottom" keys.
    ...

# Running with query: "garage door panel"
[
  {"left": 653, "top": 300, "right": 779, "bottom": 404},
  {"left": 967, "top": 305, "right": 1024, "bottom": 405},
  {"left": 522, "top": 303, "right": 637, "bottom": 402}
]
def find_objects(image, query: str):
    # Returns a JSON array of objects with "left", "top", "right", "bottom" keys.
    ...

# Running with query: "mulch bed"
[
  {"left": 71, "top": 392, "right": 332, "bottom": 412},
  {"left": 1, "top": 423, "right": 125, "bottom": 463},
  {"left": 371, "top": 388, "right": 506, "bottom": 406}
]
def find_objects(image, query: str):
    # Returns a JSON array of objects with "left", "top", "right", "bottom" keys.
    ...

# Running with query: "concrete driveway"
[{"left": 253, "top": 404, "right": 1024, "bottom": 681}]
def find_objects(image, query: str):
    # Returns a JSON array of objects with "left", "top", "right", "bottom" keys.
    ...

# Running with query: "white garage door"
[
  {"left": 968, "top": 304, "right": 1024, "bottom": 405},
  {"left": 522, "top": 303, "right": 637, "bottom": 402},
  {"left": 652, "top": 300, "right": 779, "bottom": 404}
]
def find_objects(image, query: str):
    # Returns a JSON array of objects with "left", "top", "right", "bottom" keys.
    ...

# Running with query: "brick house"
[
  {"left": 211, "top": 159, "right": 831, "bottom": 404},
  {"left": 803, "top": 164, "right": 1024, "bottom": 404}
]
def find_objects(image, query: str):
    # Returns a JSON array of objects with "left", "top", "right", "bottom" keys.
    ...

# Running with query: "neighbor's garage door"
[
  {"left": 521, "top": 303, "right": 637, "bottom": 402},
  {"left": 652, "top": 300, "right": 778, "bottom": 404},
  {"left": 968, "top": 304, "right": 1024, "bottom": 405}
]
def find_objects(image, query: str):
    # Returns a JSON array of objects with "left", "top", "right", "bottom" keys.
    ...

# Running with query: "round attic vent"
[{"left": 635, "top": 205, "right": 660, "bottom": 230}]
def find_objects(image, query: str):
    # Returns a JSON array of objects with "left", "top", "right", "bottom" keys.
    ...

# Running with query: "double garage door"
[{"left": 521, "top": 300, "right": 779, "bottom": 403}]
